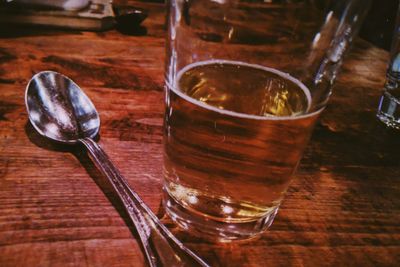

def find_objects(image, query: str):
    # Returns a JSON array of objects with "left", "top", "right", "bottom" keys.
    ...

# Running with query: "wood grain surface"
[{"left": 0, "top": 1, "right": 399, "bottom": 267}]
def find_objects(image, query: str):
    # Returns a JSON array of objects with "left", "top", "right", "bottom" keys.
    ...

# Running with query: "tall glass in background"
[
  {"left": 377, "top": 4, "right": 400, "bottom": 130},
  {"left": 163, "top": 0, "right": 371, "bottom": 241}
]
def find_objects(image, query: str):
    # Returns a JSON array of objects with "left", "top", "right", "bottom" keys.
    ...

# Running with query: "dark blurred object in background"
[{"left": 359, "top": 0, "right": 399, "bottom": 51}]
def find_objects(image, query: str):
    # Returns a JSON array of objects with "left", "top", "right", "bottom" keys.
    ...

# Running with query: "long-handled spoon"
[{"left": 25, "top": 71, "right": 210, "bottom": 267}]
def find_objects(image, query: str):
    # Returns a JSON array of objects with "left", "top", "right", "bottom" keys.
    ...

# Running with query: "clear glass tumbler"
[
  {"left": 163, "top": 0, "right": 371, "bottom": 241},
  {"left": 377, "top": 4, "right": 400, "bottom": 130}
]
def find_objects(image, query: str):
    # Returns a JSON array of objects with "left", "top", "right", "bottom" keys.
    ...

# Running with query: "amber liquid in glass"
[{"left": 163, "top": 60, "right": 320, "bottom": 240}]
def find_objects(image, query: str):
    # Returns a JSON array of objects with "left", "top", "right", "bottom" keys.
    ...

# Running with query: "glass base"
[
  {"left": 163, "top": 189, "right": 279, "bottom": 242},
  {"left": 377, "top": 91, "right": 400, "bottom": 130}
]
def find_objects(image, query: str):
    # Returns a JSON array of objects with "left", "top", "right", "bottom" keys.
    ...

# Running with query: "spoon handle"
[{"left": 79, "top": 137, "right": 210, "bottom": 267}]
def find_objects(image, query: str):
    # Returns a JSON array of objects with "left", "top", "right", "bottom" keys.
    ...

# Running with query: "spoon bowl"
[{"left": 25, "top": 71, "right": 99, "bottom": 144}]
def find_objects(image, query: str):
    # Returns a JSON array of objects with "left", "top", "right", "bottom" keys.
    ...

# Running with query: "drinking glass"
[
  {"left": 163, "top": 0, "right": 371, "bottom": 242},
  {"left": 377, "top": 4, "right": 400, "bottom": 130}
]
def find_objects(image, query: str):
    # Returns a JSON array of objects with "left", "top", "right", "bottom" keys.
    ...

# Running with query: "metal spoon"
[{"left": 25, "top": 71, "right": 210, "bottom": 267}]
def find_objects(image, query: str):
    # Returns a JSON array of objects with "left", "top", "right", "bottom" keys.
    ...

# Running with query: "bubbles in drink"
[{"left": 177, "top": 60, "right": 311, "bottom": 117}]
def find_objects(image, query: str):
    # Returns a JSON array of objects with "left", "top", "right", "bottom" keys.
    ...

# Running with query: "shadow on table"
[
  {"left": 0, "top": 25, "right": 83, "bottom": 39},
  {"left": 24, "top": 120, "right": 165, "bottom": 254}
]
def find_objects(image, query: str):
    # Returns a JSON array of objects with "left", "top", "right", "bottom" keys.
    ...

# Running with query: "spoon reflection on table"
[{"left": 25, "top": 71, "right": 210, "bottom": 267}]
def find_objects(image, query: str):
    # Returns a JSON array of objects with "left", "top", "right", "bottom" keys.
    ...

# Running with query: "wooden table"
[{"left": 1, "top": 2, "right": 399, "bottom": 267}]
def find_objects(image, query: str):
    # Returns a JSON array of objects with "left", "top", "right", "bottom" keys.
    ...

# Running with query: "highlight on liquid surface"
[
  {"left": 163, "top": 60, "right": 320, "bottom": 238},
  {"left": 176, "top": 60, "right": 311, "bottom": 117}
]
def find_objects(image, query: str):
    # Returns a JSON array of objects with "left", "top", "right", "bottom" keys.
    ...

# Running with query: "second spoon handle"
[{"left": 79, "top": 137, "right": 209, "bottom": 267}]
